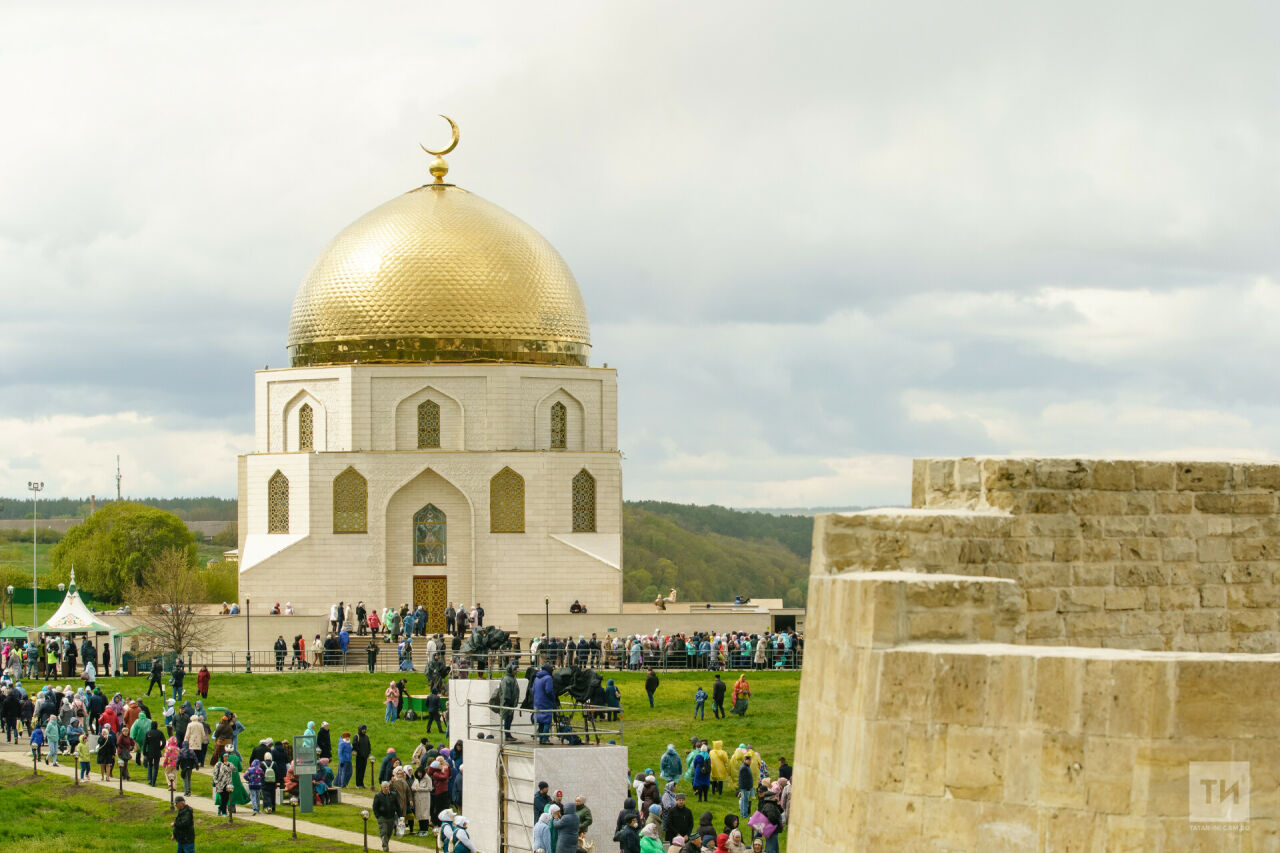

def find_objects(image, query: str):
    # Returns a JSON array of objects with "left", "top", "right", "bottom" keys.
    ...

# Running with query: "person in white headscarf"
[{"left": 452, "top": 815, "right": 477, "bottom": 851}]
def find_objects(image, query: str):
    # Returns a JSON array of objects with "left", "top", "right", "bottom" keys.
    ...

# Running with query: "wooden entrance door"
[{"left": 413, "top": 575, "right": 448, "bottom": 633}]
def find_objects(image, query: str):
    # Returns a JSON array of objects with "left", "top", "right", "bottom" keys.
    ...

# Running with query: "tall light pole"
[{"left": 28, "top": 482, "right": 43, "bottom": 627}]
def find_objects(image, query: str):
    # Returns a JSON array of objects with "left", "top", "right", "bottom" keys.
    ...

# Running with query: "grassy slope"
[
  {"left": 0, "top": 762, "right": 358, "bottom": 852},
  {"left": 87, "top": 669, "right": 798, "bottom": 835}
]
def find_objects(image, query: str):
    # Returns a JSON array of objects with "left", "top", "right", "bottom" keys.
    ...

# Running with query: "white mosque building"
[{"left": 237, "top": 131, "right": 623, "bottom": 631}]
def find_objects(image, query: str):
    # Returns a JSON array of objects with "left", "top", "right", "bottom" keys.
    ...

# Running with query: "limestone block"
[
  {"left": 928, "top": 458, "right": 956, "bottom": 495},
  {"left": 1200, "top": 585, "right": 1226, "bottom": 608},
  {"left": 1243, "top": 463, "right": 1280, "bottom": 490},
  {"left": 1059, "top": 587, "right": 1106, "bottom": 611},
  {"left": 1038, "top": 732, "right": 1087, "bottom": 809},
  {"left": 933, "top": 654, "right": 990, "bottom": 726},
  {"left": 981, "top": 458, "right": 1034, "bottom": 492},
  {"left": 1228, "top": 609, "right": 1277, "bottom": 633},
  {"left": 903, "top": 722, "right": 947, "bottom": 797},
  {"left": 1035, "top": 459, "right": 1093, "bottom": 490},
  {"left": 1066, "top": 612, "right": 1126, "bottom": 639},
  {"left": 1114, "top": 565, "right": 1170, "bottom": 587},
  {"left": 1033, "top": 657, "right": 1081, "bottom": 732},
  {"left": 1175, "top": 660, "right": 1280, "bottom": 738},
  {"left": 975, "top": 803, "right": 1039, "bottom": 853},
  {"left": 985, "top": 654, "right": 1033, "bottom": 728},
  {"left": 907, "top": 610, "right": 972, "bottom": 641},
  {"left": 911, "top": 458, "right": 927, "bottom": 508},
  {"left": 1233, "top": 493, "right": 1276, "bottom": 515},
  {"left": 865, "top": 719, "right": 908, "bottom": 791},
  {"left": 1133, "top": 461, "right": 1176, "bottom": 491},
  {"left": 1194, "top": 493, "right": 1234, "bottom": 514},
  {"left": 875, "top": 650, "right": 936, "bottom": 721},
  {"left": 1026, "top": 588, "right": 1058, "bottom": 611},
  {"left": 921, "top": 794, "right": 980, "bottom": 848},
  {"left": 1029, "top": 491, "right": 1073, "bottom": 513},
  {"left": 1107, "top": 660, "right": 1174, "bottom": 739},
  {"left": 1092, "top": 460, "right": 1136, "bottom": 491},
  {"left": 1155, "top": 491, "right": 1193, "bottom": 514},
  {"left": 1105, "top": 587, "right": 1145, "bottom": 611},
  {"left": 945, "top": 727, "right": 1006, "bottom": 801},
  {"left": 1027, "top": 613, "right": 1065, "bottom": 640},
  {"left": 1196, "top": 537, "right": 1233, "bottom": 562},
  {"left": 1176, "top": 462, "right": 1233, "bottom": 491},
  {"left": 1072, "top": 565, "right": 1115, "bottom": 586},
  {"left": 1041, "top": 808, "right": 1105, "bottom": 850}
]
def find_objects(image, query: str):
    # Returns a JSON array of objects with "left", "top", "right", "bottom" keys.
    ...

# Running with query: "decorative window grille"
[
  {"left": 490, "top": 467, "right": 526, "bottom": 533},
  {"left": 298, "top": 403, "right": 314, "bottom": 451},
  {"left": 551, "top": 401, "right": 567, "bottom": 450},
  {"left": 333, "top": 467, "right": 368, "bottom": 534},
  {"left": 413, "top": 504, "right": 447, "bottom": 565},
  {"left": 417, "top": 399, "right": 441, "bottom": 448},
  {"left": 572, "top": 469, "right": 596, "bottom": 532},
  {"left": 268, "top": 471, "right": 289, "bottom": 534}
]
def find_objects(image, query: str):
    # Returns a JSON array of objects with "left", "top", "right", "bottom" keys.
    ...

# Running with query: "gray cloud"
[{"left": 2, "top": 2, "right": 1279, "bottom": 505}]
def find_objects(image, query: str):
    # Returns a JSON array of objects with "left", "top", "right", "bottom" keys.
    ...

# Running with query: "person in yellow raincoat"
[{"left": 709, "top": 740, "right": 730, "bottom": 796}]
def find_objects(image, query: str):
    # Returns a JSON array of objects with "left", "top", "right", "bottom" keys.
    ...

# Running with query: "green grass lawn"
[
  {"left": 82, "top": 668, "right": 798, "bottom": 844},
  {"left": 0, "top": 761, "right": 360, "bottom": 852}
]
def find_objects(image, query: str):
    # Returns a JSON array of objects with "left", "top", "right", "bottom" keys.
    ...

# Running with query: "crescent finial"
[{"left": 421, "top": 115, "right": 460, "bottom": 184}]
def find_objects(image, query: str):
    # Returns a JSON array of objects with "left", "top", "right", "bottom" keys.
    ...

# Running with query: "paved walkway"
[{"left": 0, "top": 743, "right": 424, "bottom": 852}]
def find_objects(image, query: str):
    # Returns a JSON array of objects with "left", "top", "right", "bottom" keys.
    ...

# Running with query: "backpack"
[{"left": 263, "top": 765, "right": 276, "bottom": 783}]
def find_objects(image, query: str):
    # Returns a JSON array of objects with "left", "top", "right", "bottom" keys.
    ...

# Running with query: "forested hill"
[
  {"left": 3, "top": 494, "right": 817, "bottom": 607},
  {"left": 622, "top": 502, "right": 813, "bottom": 607}
]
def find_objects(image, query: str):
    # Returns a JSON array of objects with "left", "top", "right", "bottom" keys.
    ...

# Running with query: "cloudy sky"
[{"left": 2, "top": 2, "right": 1279, "bottom": 508}]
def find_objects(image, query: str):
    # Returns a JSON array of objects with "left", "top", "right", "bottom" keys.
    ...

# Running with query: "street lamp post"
[
  {"left": 245, "top": 596, "right": 251, "bottom": 673},
  {"left": 544, "top": 596, "right": 550, "bottom": 649},
  {"left": 361, "top": 808, "right": 370, "bottom": 852},
  {"left": 290, "top": 796, "right": 299, "bottom": 839},
  {"left": 28, "top": 481, "right": 43, "bottom": 627},
  {"left": 5, "top": 585, "right": 13, "bottom": 628}
]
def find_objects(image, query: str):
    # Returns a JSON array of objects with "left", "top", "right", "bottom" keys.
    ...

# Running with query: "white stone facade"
[{"left": 237, "top": 363, "right": 623, "bottom": 629}]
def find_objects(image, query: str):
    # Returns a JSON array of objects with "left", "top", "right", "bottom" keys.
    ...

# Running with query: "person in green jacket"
[{"left": 130, "top": 712, "right": 151, "bottom": 766}]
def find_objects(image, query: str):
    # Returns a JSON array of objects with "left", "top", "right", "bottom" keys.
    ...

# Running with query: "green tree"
[{"left": 49, "top": 502, "right": 196, "bottom": 602}]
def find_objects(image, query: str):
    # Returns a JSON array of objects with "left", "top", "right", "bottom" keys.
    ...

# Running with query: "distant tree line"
[{"left": 0, "top": 496, "right": 237, "bottom": 521}]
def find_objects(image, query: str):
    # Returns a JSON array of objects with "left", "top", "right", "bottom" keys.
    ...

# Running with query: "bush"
[
  {"left": 211, "top": 522, "right": 238, "bottom": 549},
  {"left": 200, "top": 561, "right": 239, "bottom": 603},
  {"left": 1, "top": 526, "right": 64, "bottom": 544}
]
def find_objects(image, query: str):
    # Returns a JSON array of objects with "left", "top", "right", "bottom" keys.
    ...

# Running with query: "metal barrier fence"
[
  {"left": 136, "top": 644, "right": 803, "bottom": 674},
  {"left": 465, "top": 699, "right": 624, "bottom": 745}
]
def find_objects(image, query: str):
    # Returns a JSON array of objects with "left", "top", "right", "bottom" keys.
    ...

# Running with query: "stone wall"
[
  {"left": 791, "top": 458, "right": 1280, "bottom": 851},
  {"left": 791, "top": 572, "right": 1280, "bottom": 851},
  {"left": 814, "top": 458, "right": 1280, "bottom": 652}
]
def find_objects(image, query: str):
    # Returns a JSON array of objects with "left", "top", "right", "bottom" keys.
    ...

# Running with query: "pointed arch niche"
[
  {"left": 394, "top": 386, "right": 463, "bottom": 451},
  {"left": 535, "top": 388, "right": 585, "bottom": 451}
]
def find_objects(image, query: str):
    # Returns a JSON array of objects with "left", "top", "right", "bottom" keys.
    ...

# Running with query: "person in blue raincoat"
[
  {"left": 532, "top": 666, "right": 555, "bottom": 744},
  {"left": 660, "top": 745, "right": 682, "bottom": 783}
]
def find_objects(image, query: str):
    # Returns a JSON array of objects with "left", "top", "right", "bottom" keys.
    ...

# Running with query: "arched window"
[
  {"left": 268, "top": 470, "right": 289, "bottom": 534},
  {"left": 417, "top": 399, "right": 441, "bottom": 448},
  {"left": 490, "top": 467, "right": 525, "bottom": 533},
  {"left": 413, "top": 504, "right": 447, "bottom": 565},
  {"left": 550, "top": 401, "right": 567, "bottom": 450},
  {"left": 333, "top": 466, "right": 368, "bottom": 534},
  {"left": 572, "top": 469, "right": 596, "bottom": 532},
  {"left": 298, "top": 403, "right": 314, "bottom": 451}
]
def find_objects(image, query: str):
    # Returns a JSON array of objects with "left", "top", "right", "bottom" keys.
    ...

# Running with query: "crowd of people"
[
  {"left": 527, "top": 629, "right": 802, "bottom": 672},
  {"left": 608, "top": 740, "right": 789, "bottom": 853}
]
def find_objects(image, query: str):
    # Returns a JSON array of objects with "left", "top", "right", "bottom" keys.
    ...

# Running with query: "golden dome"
[{"left": 287, "top": 182, "right": 590, "bottom": 366}]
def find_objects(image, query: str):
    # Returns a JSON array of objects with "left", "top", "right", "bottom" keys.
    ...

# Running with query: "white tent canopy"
[{"left": 38, "top": 570, "right": 113, "bottom": 633}]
